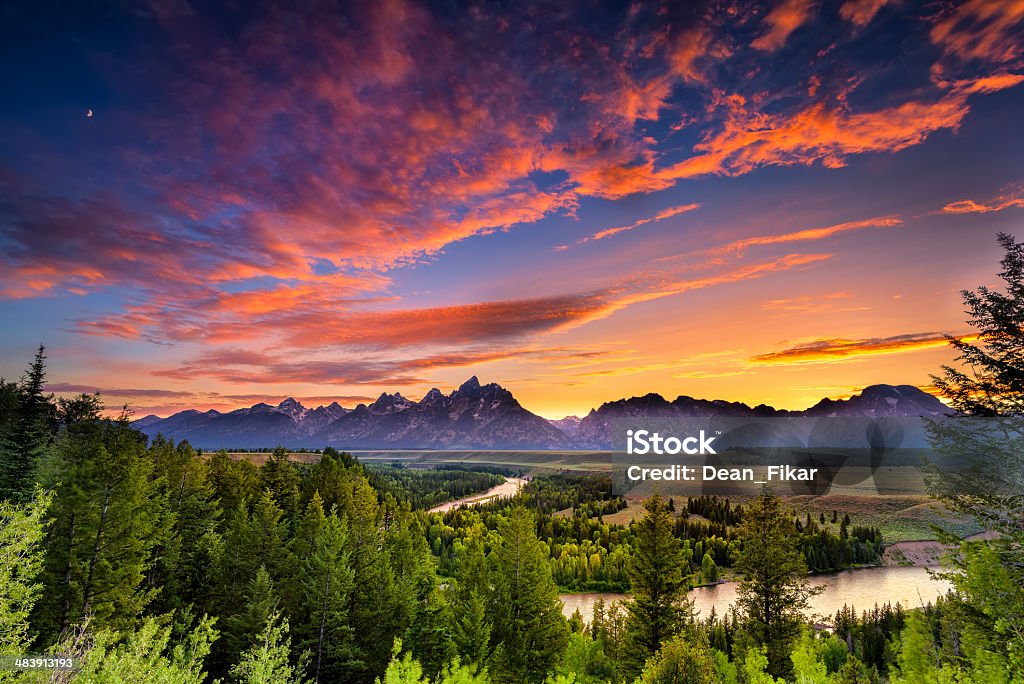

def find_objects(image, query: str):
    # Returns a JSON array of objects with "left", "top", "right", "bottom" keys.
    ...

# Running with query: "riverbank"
[
  {"left": 559, "top": 565, "right": 952, "bottom": 624},
  {"left": 426, "top": 476, "right": 528, "bottom": 513}
]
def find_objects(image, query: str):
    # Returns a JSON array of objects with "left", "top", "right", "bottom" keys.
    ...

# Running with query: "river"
[
  {"left": 427, "top": 477, "right": 529, "bottom": 513},
  {"left": 560, "top": 566, "right": 952, "bottom": 624}
]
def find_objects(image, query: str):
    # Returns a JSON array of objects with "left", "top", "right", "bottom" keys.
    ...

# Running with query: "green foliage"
[
  {"left": 69, "top": 615, "right": 218, "bottom": 684},
  {"left": 260, "top": 447, "right": 302, "bottom": 520},
  {"left": 892, "top": 595, "right": 1013, "bottom": 684},
  {"left": 700, "top": 553, "right": 718, "bottom": 584},
  {"left": 553, "top": 632, "right": 612, "bottom": 684},
  {"left": 734, "top": 489, "right": 821, "bottom": 680},
  {"left": 375, "top": 639, "right": 488, "bottom": 684},
  {"left": 490, "top": 506, "right": 568, "bottom": 683},
  {"left": 831, "top": 603, "right": 904, "bottom": 675},
  {"left": 637, "top": 633, "right": 718, "bottom": 684},
  {"left": 231, "top": 611, "right": 303, "bottom": 684},
  {"left": 0, "top": 346, "right": 55, "bottom": 503},
  {"left": 451, "top": 534, "right": 492, "bottom": 668},
  {"left": 376, "top": 639, "right": 424, "bottom": 684},
  {"left": 0, "top": 490, "right": 51, "bottom": 669},
  {"left": 741, "top": 647, "right": 783, "bottom": 684},
  {"left": 366, "top": 464, "right": 504, "bottom": 511},
  {"left": 33, "top": 412, "right": 165, "bottom": 639},
  {"left": 623, "top": 494, "right": 693, "bottom": 679},
  {"left": 790, "top": 632, "right": 829, "bottom": 684},
  {"left": 926, "top": 232, "right": 1024, "bottom": 673},
  {"left": 147, "top": 437, "right": 222, "bottom": 618},
  {"left": 712, "top": 650, "right": 738, "bottom": 684},
  {"left": 222, "top": 566, "right": 280, "bottom": 670},
  {"left": 288, "top": 495, "right": 356, "bottom": 684}
]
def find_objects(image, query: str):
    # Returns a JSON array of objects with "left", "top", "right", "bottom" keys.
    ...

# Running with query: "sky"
[{"left": 1, "top": 0, "right": 1023, "bottom": 420}]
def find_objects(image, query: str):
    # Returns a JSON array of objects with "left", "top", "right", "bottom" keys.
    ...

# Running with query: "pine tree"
[
  {"left": 384, "top": 498, "right": 454, "bottom": 679},
  {"left": 623, "top": 494, "right": 693, "bottom": 679},
  {"left": 223, "top": 565, "right": 280, "bottom": 669},
  {"left": 261, "top": 446, "right": 301, "bottom": 520},
  {"left": 926, "top": 232, "right": 1024, "bottom": 672},
  {"left": 451, "top": 534, "right": 492, "bottom": 669},
  {"left": 207, "top": 450, "right": 260, "bottom": 514},
  {"left": 289, "top": 494, "right": 357, "bottom": 684},
  {"left": 0, "top": 380, "right": 22, "bottom": 502},
  {"left": 489, "top": 506, "right": 568, "bottom": 684},
  {"left": 33, "top": 409, "right": 166, "bottom": 640},
  {"left": 0, "top": 346, "right": 56, "bottom": 502},
  {"left": 148, "top": 437, "right": 223, "bottom": 617},
  {"left": 339, "top": 474, "right": 401, "bottom": 682},
  {"left": 733, "top": 489, "right": 820, "bottom": 679},
  {"left": 301, "top": 447, "right": 355, "bottom": 514}
]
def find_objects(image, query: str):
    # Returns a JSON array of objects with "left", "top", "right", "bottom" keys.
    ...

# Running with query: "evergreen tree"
[
  {"left": 289, "top": 494, "right": 357, "bottom": 684},
  {"left": 926, "top": 232, "right": 1024, "bottom": 672},
  {"left": 261, "top": 446, "right": 302, "bottom": 521},
  {"left": 0, "top": 380, "right": 23, "bottom": 501},
  {"left": 489, "top": 506, "right": 568, "bottom": 683},
  {"left": 623, "top": 494, "right": 693, "bottom": 678},
  {"left": 451, "top": 534, "right": 492, "bottom": 669},
  {"left": 0, "top": 346, "right": 56, "bottom": 503},
  {"left": 340, "top": 474, "right": 401, "bottom": 682},
  {"left": 300, "top": 447, "right": 354, "bottom": 514},
  {"left": 384, "top": 498, "right": 454, "bottom": 679},
  {"left": 33, "top": 409, "right": 166, "bottom": 639},
  {"left": 148, "top": 437, "right": 223, "bottom": 617},
  {"left": 222, "top": 565, "right": 280, "bottom": 671},
  {"left": 208, "top": 450, "right": 261, "bottom": 515},
  {"left": 733, "top": 488, "right": 820, "bottom": 679}
]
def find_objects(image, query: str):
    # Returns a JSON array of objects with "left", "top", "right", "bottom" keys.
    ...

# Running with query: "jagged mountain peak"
[
  {"left": 458, "top": 376, "right": 481, "bottom": 393},
  {"left": 420, "top": 388, "right": 445, "bottom": 404}
]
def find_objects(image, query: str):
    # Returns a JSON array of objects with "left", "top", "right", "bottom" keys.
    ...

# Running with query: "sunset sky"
[{"left": 2, "top": 0, "right": 1023, "bottom": 419}]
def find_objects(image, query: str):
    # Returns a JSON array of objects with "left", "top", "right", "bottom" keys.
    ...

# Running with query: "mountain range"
[{"left": 132, "top": 378, "right": 951, "bottom": 450}]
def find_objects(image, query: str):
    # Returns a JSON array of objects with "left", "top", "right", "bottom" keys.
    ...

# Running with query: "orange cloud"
[
  {"left": 762, "top": 292, "right": 871, "bottom": 313},
  {"left": 752, "top": 0, "right": 816, "bottom": 52},
  {"left": 662, "top": 94, "right": 973, "bottom": 180},
  {"left": 577, "top": 203, "right": 700, "bottom": 244},
  {"left": 750, "top": 332, "right": 977, "bottom": 365},
  {"left": 942, "top": 184, "right": 1024, "bottom": 214},
  {"left": 724, "top": 216, "right": 903, "bottom": 253},
  {"left": 931, "top": 0, "right": 1024, "bottom": 64},
  {"left": 839, "top": 0, "right": 889, "bottom": 27},
  {"left": 657, "top": 215, "right": 902, "bottom": 263}
]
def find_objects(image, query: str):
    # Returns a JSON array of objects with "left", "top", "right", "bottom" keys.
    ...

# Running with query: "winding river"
[
  {"left": 560, "top": 566, "right": 952, "bottom": 624},
  {"left": 428, "top": 481, "right": 953, "bottom": 625},
  {"left": 427, "top": 477, "right": 529, "bottom": 513}
]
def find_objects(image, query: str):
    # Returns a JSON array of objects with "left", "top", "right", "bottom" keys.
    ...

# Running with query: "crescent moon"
[{"left": 86, "top": 109, "right": 93, "bottom": 117}]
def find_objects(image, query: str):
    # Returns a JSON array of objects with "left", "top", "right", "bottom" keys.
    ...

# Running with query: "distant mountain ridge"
[
  {"left": 132, "top": 380, "right": 950, "bottom": 450},
  {"left": 134, "top": 377, "right": 572, "bottom": 449},
  {"left": 574, "top": 383, "right": 951, "bottom": 449}
]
